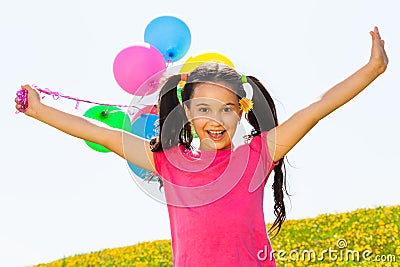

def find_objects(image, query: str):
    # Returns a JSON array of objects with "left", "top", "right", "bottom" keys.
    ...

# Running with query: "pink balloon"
[{"left": 113, "top": 44, "right": 166, "bottom": 95}]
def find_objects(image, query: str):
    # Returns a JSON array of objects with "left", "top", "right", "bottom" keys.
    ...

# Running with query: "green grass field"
[{"left": 32, "top": 205, "right": 399, "bottom": 267}]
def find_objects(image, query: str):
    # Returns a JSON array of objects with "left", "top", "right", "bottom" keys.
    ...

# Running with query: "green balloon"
[{"left": 83, "top": 105, "right": 131, "bottom": 153}]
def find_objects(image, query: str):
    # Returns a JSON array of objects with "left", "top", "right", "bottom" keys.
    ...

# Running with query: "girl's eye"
[
  {"left": 223, "top": 107, "right": 233, "bottom": 112},
  {"left": 198, "top": 107, "right": 208, "bottom": 112}
]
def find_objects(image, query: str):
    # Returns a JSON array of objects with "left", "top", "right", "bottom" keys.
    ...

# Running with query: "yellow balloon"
[{"left": 180, "top": 52, "right": 235, "bottom": 73}]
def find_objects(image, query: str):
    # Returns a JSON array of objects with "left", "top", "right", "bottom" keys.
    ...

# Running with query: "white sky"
[{"left": 2, "top": 0, "right": 400, "bottom": 266}]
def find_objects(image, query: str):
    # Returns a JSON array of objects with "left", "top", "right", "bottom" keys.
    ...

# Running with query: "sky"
[{"left": 1, "top": 0, "right": 400, "bottom": 266}]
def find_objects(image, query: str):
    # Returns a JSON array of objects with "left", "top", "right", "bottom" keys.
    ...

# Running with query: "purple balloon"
[{"left": 113, "top": 44, "right": 166, "bottom": 96}]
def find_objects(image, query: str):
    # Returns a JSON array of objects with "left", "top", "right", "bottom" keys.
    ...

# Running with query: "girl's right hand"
[
  {"left": 369, "top": 26, "right": 388, "bottom": 75},
  {"left": 15, "top": 84, "right": 42, "bottom": 118}
]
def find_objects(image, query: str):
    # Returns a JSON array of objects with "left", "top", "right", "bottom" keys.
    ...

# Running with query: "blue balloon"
[
  {"left": 130, "top": 113, "right": 159, "bottom": 139},
  {"left": 144, "top": 16, "right": 191, "bottom": 62},
  {"left": 128, "top": 161, "right": 153, "bottom": 180},
  {"left": 128, "top": 113, "right": 159, "bottom": 179}
]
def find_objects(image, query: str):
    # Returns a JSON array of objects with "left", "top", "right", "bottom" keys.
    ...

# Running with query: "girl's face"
[{"left": 184, "top": 83, "right": 242, "bottom": 151}]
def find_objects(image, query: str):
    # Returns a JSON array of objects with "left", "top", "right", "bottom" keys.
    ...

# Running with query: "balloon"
[
  {"left": 180, "top": 52, "right": 235, "bottom": 73},
  {"left": 113, "top": 44, "right": 166, "bottom": 96},
  {"left": 144, "top": 16, "right": 191, "bottom": 62},
  {"left": 131, "top": 113, "right": 159, "bottom": 141},
  {"left": 131, "top": 104, "right": 158, "bottom": 123},
  {"left": 83, "top": 105, "right": 131, "bottom": 152},
  {"left": 128, "top": 113, "right": 159, "bottom": 179},
  {"left": 127, "top": 162, "right": 153, "bottom": 180}
]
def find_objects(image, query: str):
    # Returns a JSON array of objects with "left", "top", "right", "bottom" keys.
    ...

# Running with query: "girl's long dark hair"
[
  {"left": 149, "top": 74, "right": 192, "bottom": 151},
  {"left": 149, "top": 63, "right": 289, "bottom": 237},
  {"left": 247, "top": 75, "right": 289, "bottom": 237}
]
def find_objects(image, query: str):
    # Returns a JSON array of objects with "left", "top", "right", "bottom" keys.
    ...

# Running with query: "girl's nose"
[{"left": 208, "top": 112, "right": 224, "bottom": 126}]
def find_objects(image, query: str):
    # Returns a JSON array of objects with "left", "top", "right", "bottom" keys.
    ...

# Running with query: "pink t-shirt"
[{"left": 153, "top": 131, "right": 277, "bottom": 266}]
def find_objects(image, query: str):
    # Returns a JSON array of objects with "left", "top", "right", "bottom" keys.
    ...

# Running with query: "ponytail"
[
  {"left": 150, "top": 74, "right": 192, "bottom": 152},
  {"left": 246, "top": 76, "right": 289, "bottom": 237}
]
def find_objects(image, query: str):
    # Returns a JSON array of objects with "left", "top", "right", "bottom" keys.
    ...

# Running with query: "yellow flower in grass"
[{"left": 239, "top": 97, "right": 253, "bottom": 113}]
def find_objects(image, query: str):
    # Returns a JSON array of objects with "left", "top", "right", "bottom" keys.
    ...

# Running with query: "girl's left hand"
[{"left": 369, "top": 26, "right": 389, "bottom": 74}]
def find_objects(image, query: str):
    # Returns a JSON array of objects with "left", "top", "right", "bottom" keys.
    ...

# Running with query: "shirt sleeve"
[
  {"left": 261, "top": 131, "right": 280, "bottom": 168},
  {"left": 250, "top": 131, "right": 279, "bottom": 171},
  {"left": 248, "top": 131, "right": 280, "bottom": 192},
  {"left": 152, "top": 150, "right": 166, "bottom": 179}
]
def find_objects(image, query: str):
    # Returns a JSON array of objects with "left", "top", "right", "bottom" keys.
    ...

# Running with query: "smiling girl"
[{"left": 16, "top": 26, "right": 388, "bottom": 266}]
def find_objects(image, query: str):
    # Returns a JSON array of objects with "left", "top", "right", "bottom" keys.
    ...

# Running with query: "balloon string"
[
  {"left": 31, "top": 84, "right": 143, "bottom": 115},
  {"left": 166, "top": 58, "right": 174, "bottom": 68}
]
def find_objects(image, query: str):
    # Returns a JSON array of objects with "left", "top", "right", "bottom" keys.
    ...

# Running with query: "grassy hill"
[{"left": 32, "top": 205, "right": 399, "bottom": 267}]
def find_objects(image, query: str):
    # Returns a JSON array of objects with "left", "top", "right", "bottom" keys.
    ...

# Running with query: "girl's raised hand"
[
  {"left": 369, "top": 26, "right": 389, "bottom": 74},
  {"left": 15, "top": 84, "right": 42, "bottom": 118}
]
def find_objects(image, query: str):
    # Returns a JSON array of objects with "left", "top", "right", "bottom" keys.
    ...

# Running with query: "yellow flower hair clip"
[
  {"left": 178, "top": 73, "right": 188, "bottom": 89},
  {"left": 239, "top": 75, "right": 254, "bottom": 113},
  {"left": 239, "top": 97, "right": 253, "bottom": 113}
]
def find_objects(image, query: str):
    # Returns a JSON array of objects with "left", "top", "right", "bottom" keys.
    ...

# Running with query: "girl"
[{"left": 16, "top": 26, "right": 388, "bottom": 266}]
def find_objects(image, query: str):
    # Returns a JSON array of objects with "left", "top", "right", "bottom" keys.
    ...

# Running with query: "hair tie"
[
  {"left": 241, "top": 75, "right": 248, "bottom": 84},
  {"left": 177, "top": 73, "right": 189, "bottom": 105},
  {"left": 178, "top": 73, "right": 188, "bottom": 90},
  {"left": 239, "top": 75, "right": 254, "bottom": 113}
]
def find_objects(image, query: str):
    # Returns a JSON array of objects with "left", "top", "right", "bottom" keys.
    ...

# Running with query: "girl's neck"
[{"left": 198, "top": 144, "right": 233, "bottom": 152}]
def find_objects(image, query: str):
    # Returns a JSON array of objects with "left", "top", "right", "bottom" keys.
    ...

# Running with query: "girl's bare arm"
[
  {"left": 16, "top": 85, "right": 155, "bottom": 171},
  {"left": 267, "top": 26, "right": 388, "bottom": 162}
]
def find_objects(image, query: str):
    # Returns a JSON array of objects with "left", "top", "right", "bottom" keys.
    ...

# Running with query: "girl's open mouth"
[{"left": 206, "top": 130, "right": 226, "bottom": 141}]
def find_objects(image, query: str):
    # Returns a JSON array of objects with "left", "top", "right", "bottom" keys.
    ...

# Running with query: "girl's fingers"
[
  {"left": 382, "top": 43, "right": 389, "bottom": 64},
  {"left": 370, "top": 28, "right": 384, "bottom": 47},
  {"left": 370, "top": 30, "right": 378, "bottom": 41},
  {"left": 375, "top": 26, "right": 381, "bottom": 39},
  {"left": 370, "top": 27, "right": 381, "bottom": 41},
  {"left": 21, "top": 84, "right": 31, "bottom": 91}
]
